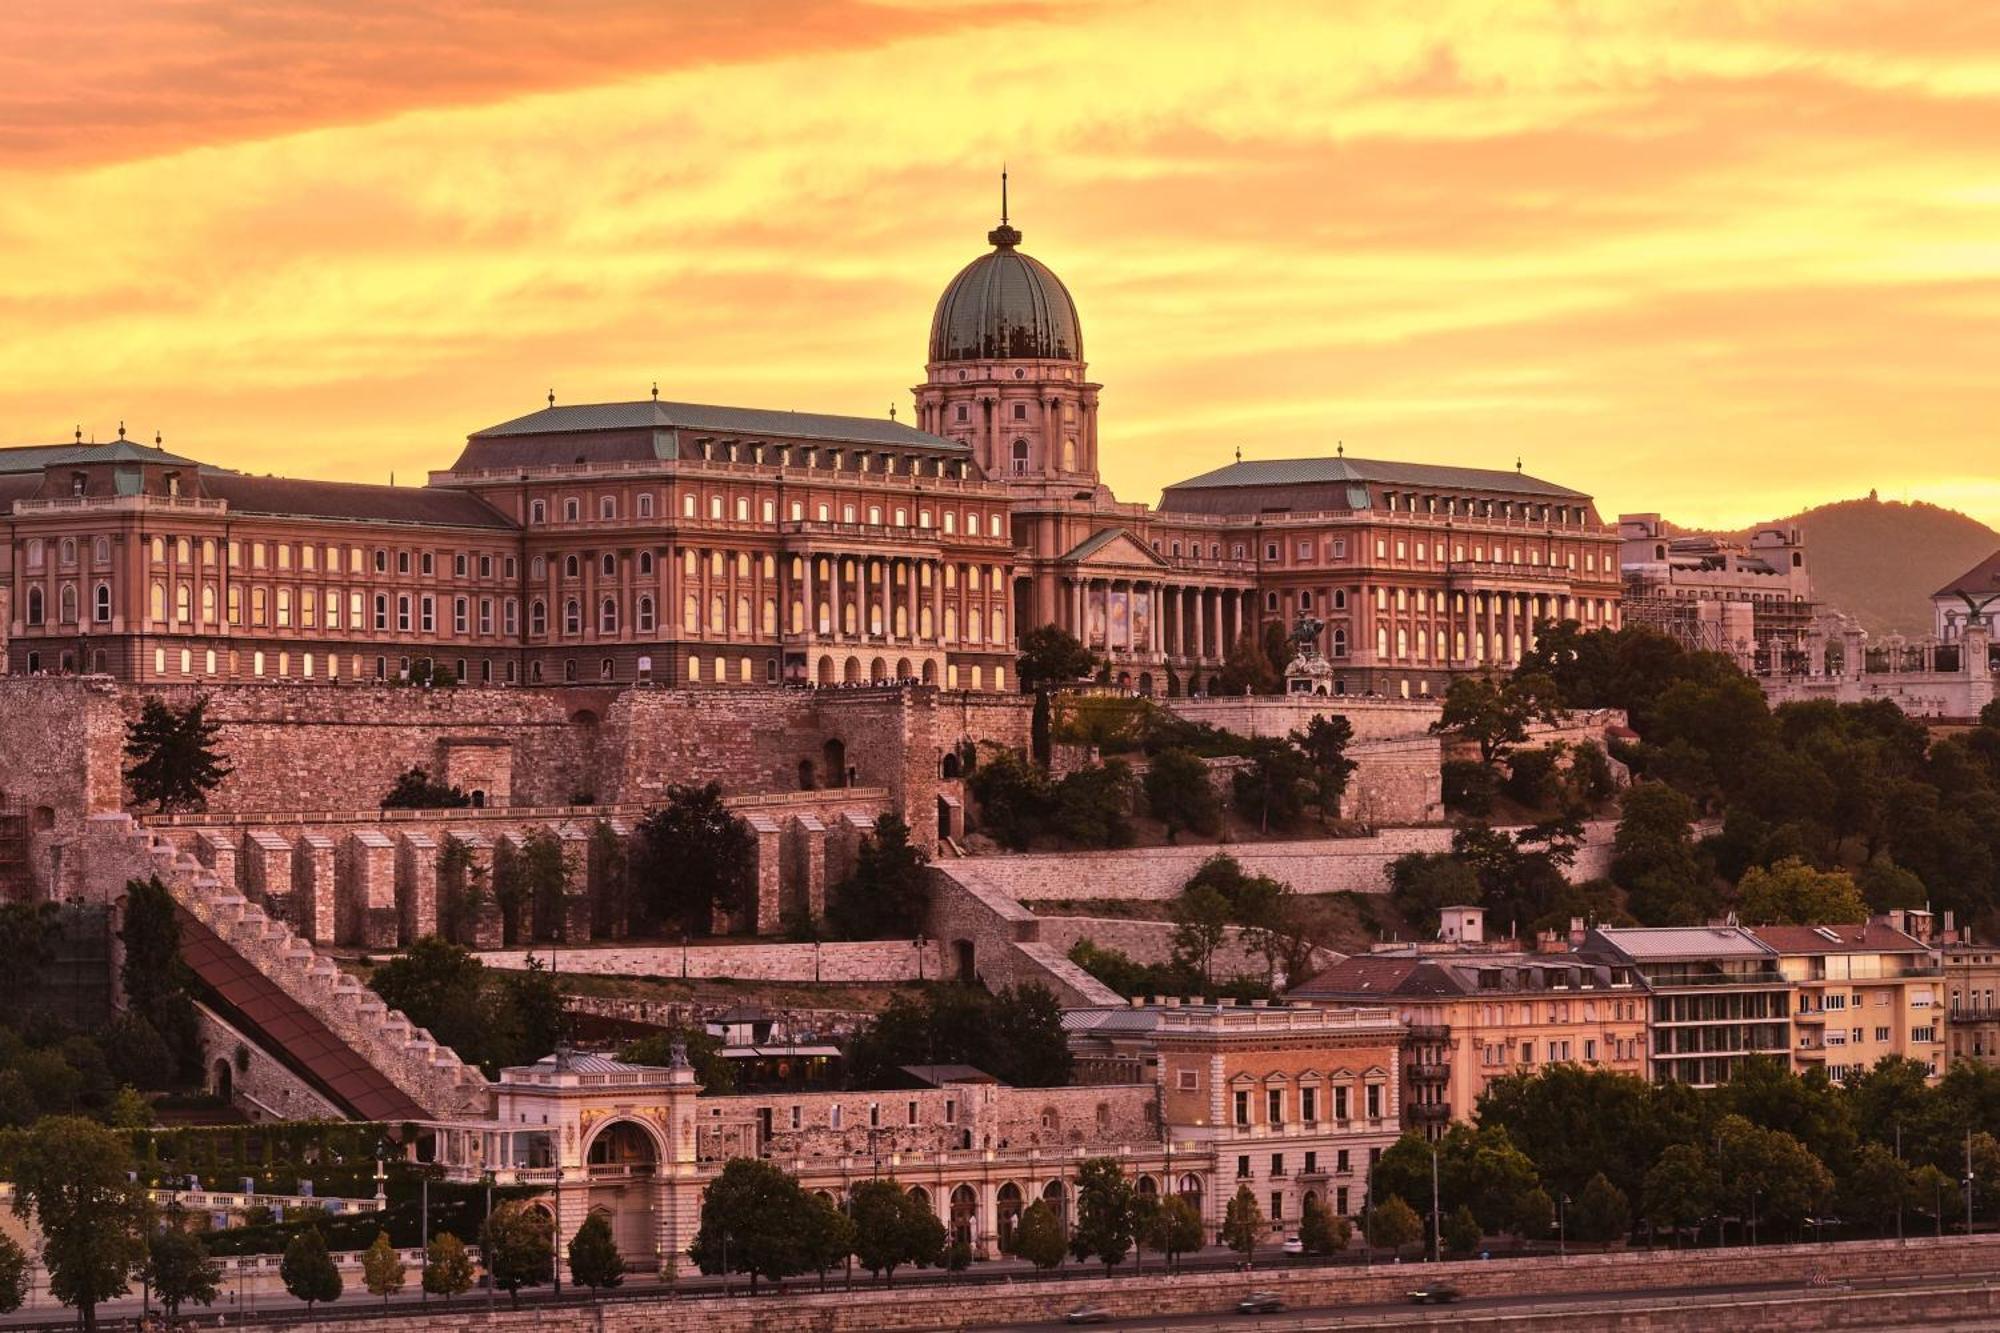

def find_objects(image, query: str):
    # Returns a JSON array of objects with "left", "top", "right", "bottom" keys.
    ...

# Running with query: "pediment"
[{"left": 1061, "top": 527, "right": 1171, "bottom": 570}]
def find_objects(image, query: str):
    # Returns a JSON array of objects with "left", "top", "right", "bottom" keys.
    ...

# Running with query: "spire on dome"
[{"left": 987, "top": 166, "right": 1022, "bottom": 249}]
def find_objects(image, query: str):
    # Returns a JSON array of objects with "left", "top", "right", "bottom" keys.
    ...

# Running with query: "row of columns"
[
  {"left": 800, "top": 553, "right": 1007, "bottom": 649},
  {"left": 1065, "top": 576, "right": 1254, "bottom": 663}
]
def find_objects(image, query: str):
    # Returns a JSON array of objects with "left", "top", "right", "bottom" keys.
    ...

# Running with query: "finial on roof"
[
  {"left": 74, "top": 425, "right": 82, "bottom": 443},
  {"left": 1515, "top": 455, "right": 1523, "bottom": 473},
  {"left": 888, "top": 403, "right": 897, "bottom": 421},
  {"left": 117, "top": 421, "right": 126, "bottom": 440},
  {"left": 1234, "top": 444, "right": 1242, "bottom": 463},
  {"left": 155, "top": 430, "right": 163, "bottom": 449},
  {"left": 651, "top": 381, "right": 659, "bottom": 401},
  {"left": 1337, "top": 440, "right": 1345, "bottom": 458},
  {"left": 987, "top": 167, "right": 1022, "bottom": 249},
  {"left": 547, "top": 388, "right": 555, "bottom": 409}
]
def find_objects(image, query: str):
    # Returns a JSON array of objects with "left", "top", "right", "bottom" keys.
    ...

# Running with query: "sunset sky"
[{"left": 2, "top": 0, "right": 1997, "bottom": 529}]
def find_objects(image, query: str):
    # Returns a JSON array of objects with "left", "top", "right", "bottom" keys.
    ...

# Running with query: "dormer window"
[
  {"left": 69, "top": 472, "right": 86, "bottom": 496},
  {"left": 165, "top": 471, "right": 181, "bottom": 498}
]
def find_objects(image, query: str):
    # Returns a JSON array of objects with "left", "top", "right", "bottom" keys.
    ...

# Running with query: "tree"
[
  {"left": 481, "top": 1201, "right": 554, "bottom": 1307},
  {"left": 1643, "top": 1146, "right": 1715, "bottom": 1243},
  {"left": 1069, "top": 1157, "right": 1137, "bottom": 1273},
  {"left": 280, "top": 1226, "right": 342, "bottom": 1313},
  {"left": 1856, "top": 858, "right": 1927, "bottom": 913},
  {"left": 1569, "top": 1173, "right": 1631, "bottom": 1244},
  {"left": 1221, "top": 1185, "right": 1266, "bottom": 1262},
  {"left": 1434, "top": 672, "right": 1558, "bottom": 766},
  {"left": 1298, "top": 1195, "right": 1350, "bottom": 1256},
  {"left": 1442, "top": 1204, "right": 1481, "bottom": 1256},
  {"left": 1169, "top": 884, "right": 1232, "bottom": 988},
  {"left": 1735, "top": 857, "right": 1868, "bottom": 926},
  {"left": 367, "top": 937, "right": 498, "bottom": 1071},
  {"left": 0, "top": 1234, "right": 25, "bottom": 1316},
  {"left": 360, "top": 1230, "right": 406, "bottom": 1308},
  {"left": 630, "top": 783, "right": 755, "bottom": 935},
  {"left": 8, "top": 1116, "right": 150, "bottom": 1331},
  {"left": 513, "top": 827, "right": 578, "bottom": 944},
  {"left": 1011, "top": 1200, "right": 1067, "bottom": 1270},
  {"left": 422, "top": 1232, "right": 475, "bottom": 1303},
  {"left": 1513, "top": 1186, "right": 1555, "bottom": 1244},
  {"left": 620, "top": 1027, "right": 736, "bottom": 1094},
  {"left": 1612, "top": 782, "right": 1713, "bottom": 926},
  {"left": 144, "top": 1225, "right": 221, "bottom": 1319},
  {"left": 849, "top": 1178, "right": 946, "bottom": 1286},
  {"left": 828, "top": 813, "right": 931, "bottom": 938},
  {"left": 1018, "top": 625, "right": 1097, "bottom": 693},
  {"left": 118, "top": 875, "right": 201, "bottom": 1081},
  {"left": 1231, "top": 736, "right": 1314, "bottom": 832},
  {"left": 799, "top": 1192, "right": 856, "bottom": 1291},
  {"left": 1145, "top": 747, "right": 1221, "bottom": 842},
  {"left": 380, "top": 766, "right": 472, "bottom": 810},
  {"left": 1216, "top": 630, "right": 1279, "bottom": 696},
  {"left": 1387, "top": 852, "right": 1482, "bottom": 939},
  {"left": 123, "top": 694, "right": 232, "bottom": 812},
  {"left": 986, "top": 982, "right": 1075, "bottom": 1087},
  {"left": 1142, "top": 1194, "right": 1203, "bottom": 1270},
  {"left": 566, "top": 1211, "right": 624, "bottom": 1292},
  {"left": 688, "top": 1157, "right": 813, "bottom": 1292},
  {"left": 1712, "top": 1114, "right": 1833, "bottom": 1235},
  {"left": 1293, "top": 714, "right": 1358, "bottom": 824},
  {"left": 1366, "top": 1195, "right": 1423, "bottom": 1255},
  {"left": 967, "top": 746, "right": 1054, "bottom": 850},
  {"left": 1051, "top": 761, "right": 1136, "bottom": 849},
  {"left": 1841, "top": 1143, "right": 1915, "bottom": 1235}
]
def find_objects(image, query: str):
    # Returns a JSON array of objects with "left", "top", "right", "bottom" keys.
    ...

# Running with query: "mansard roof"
[
  {"left": 0, "top": 440, "right": 209, "bottom": 473},
  {"left": 200, "top": 473, "right": 514, "bottom": 529},
  {"left": 463, "top": 399, "right": 964, "bottom": 454},
  {"left": 1158, "top": 454, "right": 1589, "bottom": 514}
]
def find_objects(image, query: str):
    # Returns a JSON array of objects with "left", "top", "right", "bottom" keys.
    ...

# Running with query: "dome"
[{"left": 928, "top": 219, "right": 1083, "bottom": 364}]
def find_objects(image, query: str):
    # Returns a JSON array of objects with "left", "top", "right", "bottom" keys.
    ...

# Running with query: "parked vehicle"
[
  {"left": 1236, "top": 1291, "right": 1286, "bottom": 1314},
  {"left": 1280, "top": 1234, "right": 1304, "bottom": 1256},
  {"left": 1407, "top": 1280, "right": 1463, "bottom": 1304},
  {"left": 1065, "top": 1305, "right": 1113, "bottom": 1325}
]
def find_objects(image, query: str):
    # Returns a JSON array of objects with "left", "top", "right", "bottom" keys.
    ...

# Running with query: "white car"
[{"left": 1280, "top": 1235, "right": 1304, "bottom": 1256}]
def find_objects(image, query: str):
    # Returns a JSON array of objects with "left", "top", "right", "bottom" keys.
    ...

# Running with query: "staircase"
[{"left": 103, "top": 816, "right": 490, "bottom": 1118}]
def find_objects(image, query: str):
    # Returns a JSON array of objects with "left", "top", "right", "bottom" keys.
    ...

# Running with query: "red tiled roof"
[
  {"left": 1935, "top": 550, "right": 2000, "bottom": 600},
  {"left": 1289, "top": 956, "right": 1458, "bottom": 999},
  {"left": 1746, "top": 922, "right": 1928, "bottom": 956},
  {"left": 175, "top": 907, "right": 429, "bottom": 1121}
]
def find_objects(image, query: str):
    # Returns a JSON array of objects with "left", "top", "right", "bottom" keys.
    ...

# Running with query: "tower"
[{"left": 914, "top": 183, "right": 1100, "bottom": 487}]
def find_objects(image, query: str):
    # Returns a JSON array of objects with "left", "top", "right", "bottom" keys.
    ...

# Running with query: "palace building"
[{"left": 2, "top": 200, "right": 1619, "bottom": 695}]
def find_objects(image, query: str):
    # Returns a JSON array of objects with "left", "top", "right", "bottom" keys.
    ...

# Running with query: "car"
[
  {"left": 1236, "top": 1291, "right": 1286, "bottom": 1314},
  {"left": 1280, "top": 1234, "right": 1304, "bottom": 1256},
  {"left": 1407, "top": 1280, "right": 1462, "bottom": 1304},
  {"left": 1065, "top": 1305, "right": 1112, "bottom": 1326}
]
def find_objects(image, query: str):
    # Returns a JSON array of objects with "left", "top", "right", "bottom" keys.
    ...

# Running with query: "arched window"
[
  {"left": 57, "top": 584, "right": 77, "bottom": 624},
  {"left": 564, "top": 555, "right": 580, "bottom": 579},
  {"left": 599, "top": 598, "right": 618, "bottom": 634},
  {"left": 148, "top": 581, "right": 164, "bottom": 622},
  {"left": 530, "top": 599, "right": 548, "bottom": 635},
  {"left": 637, "top": 597, "right": 655, "bottom": 633},
  {"left": 94, "top": 583, "right": 112, "bottom": 623},
  {"left": 564, "top": 599, "right": 582, "bottom": 635},
  {"left": 93, "top": 537, "right": 110, "bottom": 565},
  {"left": 638, "top": 551, "right": 654, "bottom": 575},
  {"left": 1011, "top": 439, "right": 1029, "bottom": 474},
  {"left": 530, "top": 555, "right": 546, "bottom": 580},
  {"left": 58, "top": 538, "right": 75, "bottom": 566}
]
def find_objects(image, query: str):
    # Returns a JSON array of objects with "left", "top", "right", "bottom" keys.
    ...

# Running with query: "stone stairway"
[{"left": 107, "top": 816, "right": 490, "bottom": 1118}]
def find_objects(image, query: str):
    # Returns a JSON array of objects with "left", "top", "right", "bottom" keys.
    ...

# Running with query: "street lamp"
[
  {"left": 1429, "top": 1146, "right": 1441, "bottom": 1265},
  {"left": 484, "top": 1170, "right": 496, "bottom": 1315},
  {"left": 1558, "top": 1194, "right": 1570, "bottom": 1260}
]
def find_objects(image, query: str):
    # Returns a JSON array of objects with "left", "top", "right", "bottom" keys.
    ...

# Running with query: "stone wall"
[
  {"left": 194, "top": 1002, "right": 343, "bottom": 1122},
  {"left": 1031, "top": 914, "right": 1283, "bottom": 984},
  {"left": 939, "top": 821, "right": 1619, "bottom": 904},
  {"left": 475, "top": 939, "right": 946, "bottom": 983},
  {"left": 1167, "top": 694, "right": 1443, "bottom": 742},
  {"left": 924, "top": 868, "right": 1121, "bottom": 1006}
]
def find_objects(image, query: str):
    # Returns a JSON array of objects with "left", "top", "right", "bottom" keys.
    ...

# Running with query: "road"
[{"left": 980, "top": 1270, "right": 1997, "bottom": 1331}]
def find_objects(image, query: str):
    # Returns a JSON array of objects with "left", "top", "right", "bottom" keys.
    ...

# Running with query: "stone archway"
[
  {"left": 996, "top": 1182, "right": 1024, "bottom": 1250},
  {"left": 952, "top": 938, "right": 975, "bottom": 981},
  {"left": 211, "top": 1058, "right": 233, "bottom": 1102},
  {"left": 823, "top": 739, "right": 847, "bottom": 788},
  {"left": 582, "top": 1117, "right": 663, "bottom": 1267},
  {"left": 950, "top": 1184, "right": 978, "bottom": 1248}
]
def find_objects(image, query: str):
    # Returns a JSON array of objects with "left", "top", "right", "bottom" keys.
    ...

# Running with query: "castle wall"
[{"left": 474, "top": 939, "right": 946, "bottom": 983}]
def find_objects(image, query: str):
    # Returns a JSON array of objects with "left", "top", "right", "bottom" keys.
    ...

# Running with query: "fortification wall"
[
  {"left": 1167, "top": 695, "right": 1442, "bottom": 742},
  {"left": 474, "top": 939, "right": 945, "bottom": 983}
]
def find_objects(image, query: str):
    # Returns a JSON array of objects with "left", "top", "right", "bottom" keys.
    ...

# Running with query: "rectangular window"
[
  {"left": 1236, "top": 1155, "right": 1250, "bottom": 1180},
  {"left": 1267, "top": 1089, "right": 1283, "bottom": 1126},
  {"left": 1304, "top": 1151, "right": 1317, "bottom": 1175},
  {"left": 1270, "top": 1153, "right": 1284, "bottom": 1177},
  {"left": 1333, "top": 1087, "right": 1349, "bottom": 1122},
  {"left": 1270, "top": 1192, "right": 1282, "bottom": 1222},
  {"left": 419, "top": 595, "right": 435, "bottom": 633},
  {"left": 1177, "top": 1069, "right": 1198, "bottom": 1092},
  {"left": 1336, "top": 1149, "right": 1350, "bottom": 1174},
  {"left": 1301, "top": 1087, "right": 1317, "bottom": 1123},
  {"left": 1234, "top": 1090, "right": 1250, "bottom": 1126},
  {"left": 1366, "top": 1085, "right": 1382, "bottom": 1120}
]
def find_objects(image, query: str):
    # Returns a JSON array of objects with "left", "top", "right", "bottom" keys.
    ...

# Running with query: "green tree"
[
  {"left": 1366, "top": 1194, "right": 1423, "bottom": 1255},
  {"left": 1642, "top": 1145, "right": 1715, "bottom": 1243},
  {"left": 380, "top": 766, "right": 471, "bottom": 809},
  {"left": 1052, "top": 761, "right": 1136, "bottom": 849},
  {"left": 279, "top": 1226, "right": 342, "bottom": 1312},
  {"left": 688, "top": 1157, "right": 813, "bottom": 1292},
  {"left": 123, "top": 694, "right": 232, "bottom": 812},
  {"left": 1168, "top": 884, "right": 1232, "bottom": 988},
  {"left": 1231, "top": 736, "right": 1314, "bottom": 832},
  {"left": 0, "top": 902, "right": 57, "bottom": 1016},
  {"left": 630, "top": 783, "right": 756, "bottom": 935},
  {"left": 8, "top": 1116, "right": 149, "bottom": 1331},
  {"left": 1143, "top": 1194, "right": 1203, "bottom": 1270},
  {"left": 799, "top": 1192, "right": 856, "bottom": 1291},
  {"left": 1144, "top": 747, "right": 1221, "bottom": 842},
  {"left": 1011, "top": 1200, "right": 1067, "bottom": 1270},
  {"left": 1435, "top": 672, "right": 1559, "bottom": 766},
  {"left": 1513, "top": 1186, "right": 1555, "bottom": 1244},
  {"left": 967, "top": 746, "right": 1054, "bottom": 851},
  {"left": 144, "top": 1225, "right": 221, "bottom": 1319},
  {"left": 1713, "top": 1114, "right": 1833, "bottom": 1235},
  {"left": 566, "top": 1211, "right": 624, "bottom": 1292},
  {"left": 1019, "top": 626, "right": 1098, "bottom": 759},
  {"left": 1735, "top": 857, "right": 1868, "bottom": 926},
  {"left": 360, "top": 1230, "right": 406, "bottom": 1308},
  {"left": 1569, "top": 1173, "right": 1631, "bottom": 1244},
  {"left": 828, "top": 813, "right": 931, "bottom": 938},
  {"left": 0, "top": 1233, "right": 26, "bottom": 1315},
  {"left": 620, "top": 1027, "right": 736, "bottom": 1094},
  {"left": 1221, "top": 1185, "right": 1266, "bottom": 1262},
  {"left": 366, "top": 937, "right": 498, "bottom": 1071},
  {"left": 1442, "top": 1203, "right": 1481, "bottom": 1256},
  {"left": 119, "top": 875, "right": 201, "bottom": 1081},
  {"left": 1216, "top": 630, "right": 1279, "bottom": 696},
  {"left": 512, "top": 827, "right": 577, "bottom": 943},
  {"left": 1856, "top": 858, "right": 1927, "bottom": 913},
  {"left": 480, "top": 1200, "right": 554, "bottom": 1307},
  {"left": 1387, "top": 852, "right": 1482, "bottom": 939},
  {"left": 849, "top": 1178, "right": 946, "bottom": 1286},
  {"left": 1293, "top": 714, "right": 1358, "bottom": 823},
  {"left": 1841, "top": 1143, "right": 1915, "bottom": 1235},
  {"left": 1068, "top": 1157, "right": 1137, "bottom": 1273},
  {"left": 1612, "top": 782, "right": 1714, "bottom": 925},
  {"left": 1298, "top": 1195, "right": 1350, "bottom": 1256},
  {"left": 422, "top": 1232, "right": 475, "bottom": 1303},
  {"left": 988, "top": 982, "right": 1075, "bottom": 1087}
]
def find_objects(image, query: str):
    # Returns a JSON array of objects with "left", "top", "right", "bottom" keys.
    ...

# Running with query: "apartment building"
[{"left": 1750, "top": 921, "right": 1944, "bottom": 1082}]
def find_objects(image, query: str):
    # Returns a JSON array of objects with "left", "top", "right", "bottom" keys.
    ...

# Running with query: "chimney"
[{"left": 1568, "top": 917, "right": 1587, "bottom": 949}]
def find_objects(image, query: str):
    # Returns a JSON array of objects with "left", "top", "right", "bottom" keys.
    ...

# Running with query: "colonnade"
[{"left": 1062, "top": 575, "right": 1255, "bottom": 664}]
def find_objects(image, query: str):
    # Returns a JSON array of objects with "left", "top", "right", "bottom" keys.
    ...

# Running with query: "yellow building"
[{"left": 1749, "top": 923, "right": 1944, "bottom": 1083}]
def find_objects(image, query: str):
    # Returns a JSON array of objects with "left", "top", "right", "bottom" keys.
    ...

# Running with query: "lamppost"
[
  {"left": 1429, "top": 1146, "right": 1441, "bottom": 1264},
  {"left": 374, "top": 1142, "right": 388, "bottom": 1212},
  {"left": 1749, "top": 1187, "right": 1760, "bottom": 1248},
  {"left": 1896, "top": 1122, "right": 1906, "bottom": 1243},
  {"left": 1965, "top": 1127, "right": 1976, "bottom": 1236},
  {"left": 1558, "top": 1194, "right": 1570, "bottom": 1261},
  {"left": 484, "top": 1170, "right": 496, "bottom": 1315}
]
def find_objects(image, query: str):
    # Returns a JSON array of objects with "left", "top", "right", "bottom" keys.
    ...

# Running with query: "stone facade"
[{"left": 474, "top": 940, "right": 946, "bottom": 984}]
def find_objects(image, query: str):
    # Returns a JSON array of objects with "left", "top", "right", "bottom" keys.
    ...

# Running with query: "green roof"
[
  {"left": 1162, "top": 455, "right": 1588, "bottom": 500},
  {"left": 0, "top": 440, "right": 210, "bottom": 474}
]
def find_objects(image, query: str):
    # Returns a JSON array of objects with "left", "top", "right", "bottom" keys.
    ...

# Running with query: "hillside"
[{"left": 1696, "top": 496, "right": 1997, "bottom": 637}]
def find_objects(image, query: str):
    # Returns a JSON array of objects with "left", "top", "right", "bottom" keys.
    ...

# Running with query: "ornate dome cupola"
[{"left": 915, "top": 174, "right": 1100, "bottom": 484}]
